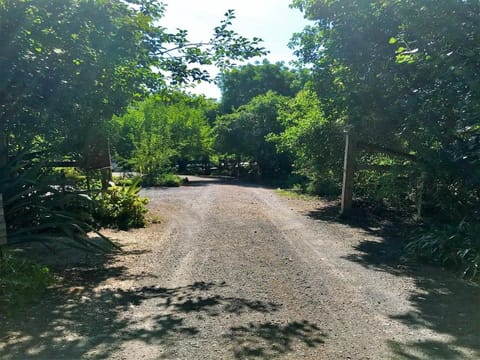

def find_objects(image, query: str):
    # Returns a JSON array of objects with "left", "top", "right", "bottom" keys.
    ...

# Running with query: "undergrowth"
[
  {"left": 406, "top": 221, "right": 480, "bottom": 280},
  {"left": 0, "top": 250, "right": 54, "bottom": 315}
]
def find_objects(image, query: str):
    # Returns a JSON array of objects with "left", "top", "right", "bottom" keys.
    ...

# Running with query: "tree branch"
[{"left": 357, "top": 141, "right": 423, "bottom": 163}]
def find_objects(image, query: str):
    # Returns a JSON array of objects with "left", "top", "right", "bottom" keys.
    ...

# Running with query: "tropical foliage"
[
  {"left": 93, "top": 178, "right": 148, "bottom": 230},
  {"left": 0, "top": 153, "right": 112, "bottom": 251}
]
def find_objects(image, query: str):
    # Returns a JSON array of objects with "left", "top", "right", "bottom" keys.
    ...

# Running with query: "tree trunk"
[
  {"left": 341, "top": 132, "right": 356, "bottom": 217},
  {"left": 0, "top": 121, "right": 8, "bottom": 244}
]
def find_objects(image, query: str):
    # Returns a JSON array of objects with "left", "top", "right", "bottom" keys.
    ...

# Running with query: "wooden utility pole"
[
  {"left": 0, "top": 125, "right": 7, "bottom": 245},
  {"left": 0, "top": 194, "right": 7, "bottom": 245},
  {"left": 0, "top": 126, "right": 7, "bottom": 168},
  {"left": 415, "top": 172, "right": 426, "bottom": 220},
  {"left": 340, "top": 132, "right": 356, "bottom": 216}
]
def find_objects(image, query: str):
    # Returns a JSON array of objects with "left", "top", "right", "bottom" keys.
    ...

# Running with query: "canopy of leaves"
[
  {"left": 218, "top": 60, "right": 306, "bottom": 113},
  {"left": 271, "top": 88, "right": 344, "bottom": 185}
]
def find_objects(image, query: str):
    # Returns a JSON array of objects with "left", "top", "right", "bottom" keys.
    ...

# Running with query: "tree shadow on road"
[
  {"left": 0, "top": 272, "right": 325, "bottom": 359},
  {"left": 225, "top": 320, "right": 326, "bottom": 359},
  {"left": 305, "top": 200, "right": 480, "bottom": 359},
  {"left": 386, "top": 272, "right": 480, "bottom": 360}
]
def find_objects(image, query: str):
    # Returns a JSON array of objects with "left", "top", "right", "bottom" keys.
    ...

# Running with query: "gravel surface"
[{"left": 1, "top": 176, "right": 479, "bottom": 359}]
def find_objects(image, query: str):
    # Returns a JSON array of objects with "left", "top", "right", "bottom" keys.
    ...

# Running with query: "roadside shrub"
[
  {"left": 142, "top": 173, "right": 182, "bottom": 187},
  {"left": 406, "top": 221, "right": 480, "bottom": 279},
  {"left": 93, "top": 178, "right": 148, "bottom": 230},
  {"left": 306, "top": 176, "right": 341, "bottom": 197},
  {"left": 0, "top": 250, "right": 54, "bottom": 314},
  {"left": 354, "top": 169, "right": 413, "bottom": 209}
]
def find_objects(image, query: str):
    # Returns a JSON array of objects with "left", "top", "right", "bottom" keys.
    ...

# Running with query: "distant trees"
[
  {"left": 110, "top": 92, "right": 215, "bottom": 176},
  {"left": 215, "top": 91, "right": 291, "bottom": 178},
  {"left": 213, "top": 61, "right": 310, "bottom": 178},
  {"left": 271, "top": 88, "right": 344, "bottom": 194}
]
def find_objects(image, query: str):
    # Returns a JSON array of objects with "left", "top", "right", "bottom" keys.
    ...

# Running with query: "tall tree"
[
  {"left": 291, "top": 0, "right": 480, "bottom": 216},
  {"left": 0, "top": 0, "right": 266, "bottom": 164}
]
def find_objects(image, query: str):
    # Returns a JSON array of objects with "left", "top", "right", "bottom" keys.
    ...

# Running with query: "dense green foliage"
[
  {"left": 271, "top": 88, "right": 344, "bottom": 195},
  {"left": 110, "top": 92, "right": 215, "bottom": 177},
  {"left": 215, "top": 91, "right": 291, "bottom": 178},
  {"left": 148, "top": 173, "right": 184, "bottom": 187},
  {"left": 290, "top": 0, "right": 480, "bottom": 215},
  {"left": 214, "top": 62, "right": 309, "bottom": 179},
  {"left": 0, "top": 154, "right": 113, "bottom": 250},
  {"left": 0, "top": 0, "right": 265, "bottom": 162},
  {"left": 1, "top": 0, "right": 157, "bottom": 159},
  {"left": 406, "top": 222, "right": 480, "bottom": 279}
]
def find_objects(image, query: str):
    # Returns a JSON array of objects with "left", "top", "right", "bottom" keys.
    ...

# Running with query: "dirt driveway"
[{"left": 1, "top": 176, "right": 479, "bottom": 359}]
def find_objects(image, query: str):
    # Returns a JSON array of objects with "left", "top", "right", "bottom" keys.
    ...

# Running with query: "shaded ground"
[{"left": 1, "top": 176, "right": 479, "bottom": 359}]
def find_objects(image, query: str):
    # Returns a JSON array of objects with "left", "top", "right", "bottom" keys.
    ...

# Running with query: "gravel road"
[{"left": 1, "top": 176, "right": 479, "bottom": 359}]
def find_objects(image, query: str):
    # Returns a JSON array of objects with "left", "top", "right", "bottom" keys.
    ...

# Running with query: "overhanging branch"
[{"left": 357, "top": 141, "right": 423, "bottom": 163}]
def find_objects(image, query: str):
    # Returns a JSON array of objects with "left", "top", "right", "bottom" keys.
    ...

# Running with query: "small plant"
[
  {"left": 93, "top": 178, "right": 148, "bottom": 230},
  {"left": 112, "top": 176, "right": 135, "bottom": 187},
  {"left": 0, "top": 250, "right": 54, "bottom": 314}
]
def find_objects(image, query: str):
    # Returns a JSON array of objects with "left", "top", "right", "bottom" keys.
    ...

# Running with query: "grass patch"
[
  {"left": 0, "top": 250, "right": 54, "bottom": 315},
  {"left": 275, "top": 188, "right": 320, "bottom": 201},
  {"left": 146, "top": 213, "right": 162, "bottom": 224}
]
